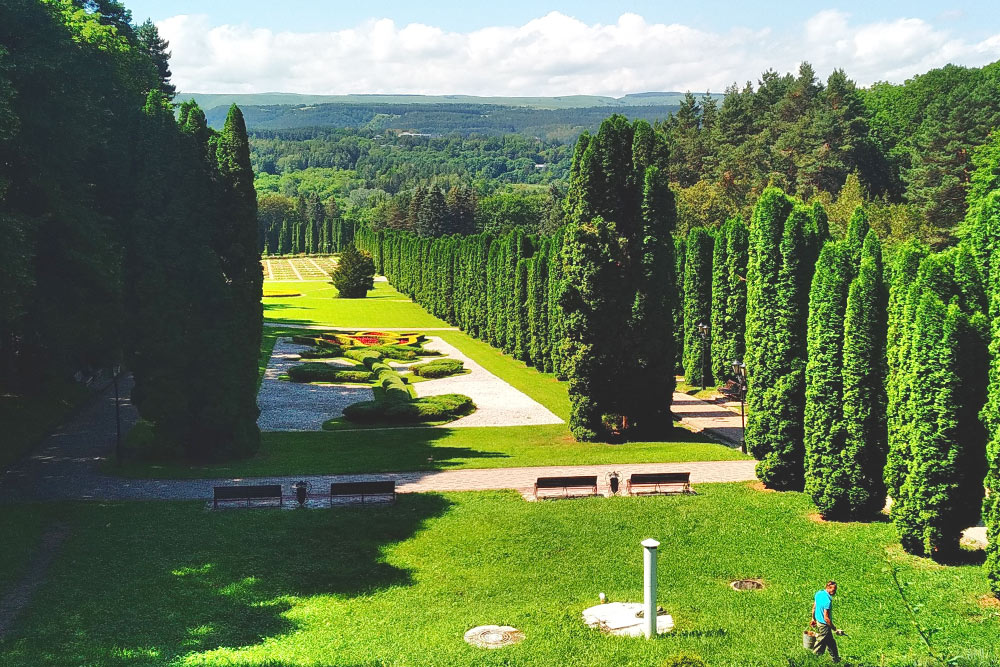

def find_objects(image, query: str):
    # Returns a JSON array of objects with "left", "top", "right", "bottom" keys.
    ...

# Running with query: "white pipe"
[{"left": 641, "top": 538, "right": 659, "bottom": 638}]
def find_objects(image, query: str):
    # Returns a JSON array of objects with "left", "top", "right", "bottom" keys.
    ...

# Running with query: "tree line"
[
  {"left": 357, "top": 113, "right": 1000, "bottom": 593},
  {"left": 0, "top": 0, "right": 261, "bottom": 461}
]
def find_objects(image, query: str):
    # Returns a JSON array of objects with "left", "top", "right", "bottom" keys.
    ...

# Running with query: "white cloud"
[{"left": 158, "top": 11, "right": 1000, "bottom": 95}]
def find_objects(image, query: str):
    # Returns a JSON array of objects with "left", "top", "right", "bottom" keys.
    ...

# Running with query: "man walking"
[{"left": 810, "top": 580, "right": 842, "bottom": 662}]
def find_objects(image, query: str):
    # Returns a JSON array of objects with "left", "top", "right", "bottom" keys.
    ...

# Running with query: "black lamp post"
[
  {"left": 113, "top": 362, "right": 122, "bottom": 462},
  {"left": 731, "top": 360, "right": 747, "bottom": 454},
  {"left": 696, "top": 322, "right": 710, "bottom": 391}
]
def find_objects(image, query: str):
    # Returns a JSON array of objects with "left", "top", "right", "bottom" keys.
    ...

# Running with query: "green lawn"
[
  {"left": 115, "top": 423, "right": 746, "bottom": 479},
  {"left": 262, "top": 280, "right": 452, "bottom": 329},
  {"left": 1, "top": 485, "right": 995, "bottom": 666}
]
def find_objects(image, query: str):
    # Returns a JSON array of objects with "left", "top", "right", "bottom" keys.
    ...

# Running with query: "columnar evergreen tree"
[
  {"left": 683, "top": 227, "right": 714, "bottom": 385},
  {"left": 803, "top": 240, "right": 853, "bottom": 514},
  {"left": 673, "top": 234, "right": 686, "bottom": 374},
  {"left": 210, "top": 104, "right": 263, "bottom": 458},
  {"left": 745, "top": 188, "right": 818, "bottom": 490},
  {"left": 560, "top": 116, "right": 676, "bottom": 440},
  {"left": 888, "top": 249, "right": 989, "bottom": 561},
  {"left": 709, "top": 217, "right": 749, "bottom": 382},
  {"left": 840, "top": 230, "right": 888, "bottom": 518}
]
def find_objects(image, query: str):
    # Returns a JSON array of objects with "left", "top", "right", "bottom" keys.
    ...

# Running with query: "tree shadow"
[{"left": 0, "top": 494, "right": 452, "bottom": 665}]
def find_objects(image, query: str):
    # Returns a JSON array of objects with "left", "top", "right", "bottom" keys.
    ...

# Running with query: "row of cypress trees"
[
  {"left": 354, "top": 227, "right": 569, "bottom": 378},
  {"left": 259, "top": 193, "right": 353, "bottom": 256}
]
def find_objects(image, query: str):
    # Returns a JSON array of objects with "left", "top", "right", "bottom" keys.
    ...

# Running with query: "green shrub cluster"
[
  {"left": 342, "top": 394, "right": 475, "bottom": 424},
  {"left": 355, "top": 225, "right": 566, "bottom": 377},
  {"left": 411, "top": 359, "right": 464, "bottom": 378},
  {"left": 331, "top": 243, "right": 375, "bottom": 298},
  {"left": 287, "top": 363, "right": 372, "bottom": 383}
]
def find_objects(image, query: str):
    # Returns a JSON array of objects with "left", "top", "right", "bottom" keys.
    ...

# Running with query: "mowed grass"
[
  {"left": 0, "top": 485, "right": 995, "bottom": 666},
  {"left": 115, "top": 423, "right": 746, "bottom": 479},
  {"left": 262, "top": 280, "right": 452, "bottom": 329}
]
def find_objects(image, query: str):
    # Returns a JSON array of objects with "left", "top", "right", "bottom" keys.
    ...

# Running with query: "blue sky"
[
  {"left": 135, "top": 2, "right": 1000, "bottom": 96},
  {"left": 127, "top": 0, "right": 997, "bottom": 39}
]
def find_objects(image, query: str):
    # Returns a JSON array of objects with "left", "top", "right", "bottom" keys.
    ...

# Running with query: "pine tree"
[
  {"left": 136, "top": 19, "right": 176, "bottom": 98},
  {"left": 683, "top": 227, "right": 714, "bottom": 385}
]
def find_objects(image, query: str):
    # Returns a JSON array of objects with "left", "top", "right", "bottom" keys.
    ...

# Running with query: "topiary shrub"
[
  {"left": 661, "top": 656, "right": 707, "bottom": 667},
  {"left": 342, "top": 394, "right": 475, "bottom": 424},
  {"left": 299, "top": 345, "right": 346, "bottom": 359},
  {"left": 287, "top": 363, "right": 372, "bottom": 383},
  {"left": 370, "top": 345, "right": 418, "bottom": 361},
  {"left": 344, "top": 348, "right": 383, "bottom": 365},
  {"left": 411, "top": 358, "right": 464, "bottom": 378},
  {"left": 332, "top": 244, "right": 376, "bottom": 298}
]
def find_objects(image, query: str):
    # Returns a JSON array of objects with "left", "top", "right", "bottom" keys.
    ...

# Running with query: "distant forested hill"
[
  {"left": 203, "top": 102, "right": 683, "bottom": 141},
  {"left": 183, "top": 91, "right": 712, "bottom": 113}
]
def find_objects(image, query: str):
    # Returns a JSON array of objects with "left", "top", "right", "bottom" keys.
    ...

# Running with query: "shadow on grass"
[{"left": 0, "top": 494, "right": 452, "bottom": 665}]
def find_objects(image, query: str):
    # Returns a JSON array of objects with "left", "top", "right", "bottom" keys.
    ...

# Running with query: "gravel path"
[
  {"left": 257, "top": 338, "right": 373, "bottom": 431},
  {"left": 414, "top": 337, "right": 564, "bottom": 428}
]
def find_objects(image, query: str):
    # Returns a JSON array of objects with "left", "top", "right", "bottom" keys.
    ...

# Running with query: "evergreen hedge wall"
[{"left": 355, "top": 227, "right": 564, "bottom": 377}]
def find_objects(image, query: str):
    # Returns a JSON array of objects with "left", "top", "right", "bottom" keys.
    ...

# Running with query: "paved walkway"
[
  {"left": 672, "top": 391, "right": 745, "bottom": 448},
  {"left": 0, "top": 374, "right": 756, "bottom": 504}
]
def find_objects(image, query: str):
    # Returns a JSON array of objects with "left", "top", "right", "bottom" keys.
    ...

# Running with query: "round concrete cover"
[{"left": 463, "top": 625, "right": 525, "bottom": 648}]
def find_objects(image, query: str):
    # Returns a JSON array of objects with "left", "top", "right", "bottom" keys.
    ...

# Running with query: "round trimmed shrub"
[{"left": 411, "top": 358, "right": 464, "bottom": 378}]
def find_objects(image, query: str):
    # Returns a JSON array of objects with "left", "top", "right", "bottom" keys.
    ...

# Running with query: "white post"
[{"left": 641, "top": 538, "right": 659, "bottom": 638}]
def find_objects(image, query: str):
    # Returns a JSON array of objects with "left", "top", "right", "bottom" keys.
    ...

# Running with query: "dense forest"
[
  {"left": 0, "top": 0, "right": 261, "bottom": 461},
  {"left": 255, "top": 60, "right": 1000, "bottom": 253}
]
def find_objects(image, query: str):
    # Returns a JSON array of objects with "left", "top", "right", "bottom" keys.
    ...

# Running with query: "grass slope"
[
  {"left": 263, "top": 280, "right": 451, "bottom": 329},
  {"left": 0, "top": 485, "right": 995, "bottom": 666}
]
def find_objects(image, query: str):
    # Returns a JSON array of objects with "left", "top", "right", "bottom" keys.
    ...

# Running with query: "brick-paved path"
[{"left": 0, "top": 376, "right": 756, "bottom": 503}]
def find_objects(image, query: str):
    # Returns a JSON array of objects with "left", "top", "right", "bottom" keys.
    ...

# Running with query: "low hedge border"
[
  {"left": 341, "top": 393, "right": 475, "bottom": 424},
  {"left": 287, "top": 362, "right": 373, "bottom": 384},
  {"left": 411, "top": 358, "right": 464, "bottom": 378}
]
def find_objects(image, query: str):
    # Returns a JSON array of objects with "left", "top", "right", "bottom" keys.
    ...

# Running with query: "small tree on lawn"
[{"left": 332, "top": 244, "right": 375, "bottom": 298}]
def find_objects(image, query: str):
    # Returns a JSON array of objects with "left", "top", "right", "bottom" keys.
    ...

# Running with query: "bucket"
[{"left": 802, "top": 630, "right": 816, "bottom": 649}]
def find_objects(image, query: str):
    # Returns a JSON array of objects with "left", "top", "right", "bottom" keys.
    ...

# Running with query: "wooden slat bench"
[
  {"left": 533, "top": 475, "right": 599, "bottom": 500},
  {"left": 626, "top": 472, "right": 692, "bottom": 496},
  {"left": 330, "top": 481, "right": 396, "bottom": 505},
  {"left": 213, "top": 484, "right": 283, "bottom": 508}
]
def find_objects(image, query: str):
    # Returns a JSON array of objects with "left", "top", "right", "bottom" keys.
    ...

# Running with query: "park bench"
[
  {"left": 213, "top": 484, "right": 283, "bottom": 508},
  {"left": 533, "top": 475, "right": 599, "bottom": 500},
  {"left": 626, "top": 472, "right": 692, "bottom": 496},
  {"left": 330, "top": 480, "right": 396, "bottom": 505}
]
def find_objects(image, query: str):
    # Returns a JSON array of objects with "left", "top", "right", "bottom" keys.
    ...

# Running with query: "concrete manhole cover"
[
  {"left": 463, "top": 625, "right": 524, "bottom": 648},
  {"left": 730, "top": 578, "right": 764, "bottom": 591}
]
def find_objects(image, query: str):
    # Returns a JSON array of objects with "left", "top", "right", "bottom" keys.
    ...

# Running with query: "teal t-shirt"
[{"left": 814, "top": 589, "right": 833, "bottom": 624}]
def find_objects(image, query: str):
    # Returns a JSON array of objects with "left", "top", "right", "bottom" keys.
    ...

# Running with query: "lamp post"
[
  {"left": 112, "top": 362, "right": 122, "bottom": 461},
  {"left": 696, "top": 322, "right": 710, "bottom": 391},
  {"left": 731, "top": 361, "right": 747, "bottom": 454}
]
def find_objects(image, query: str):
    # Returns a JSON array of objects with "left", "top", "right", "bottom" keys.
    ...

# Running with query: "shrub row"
[{"left": 287, "top": 363, "right": 372, "bottom": 383}]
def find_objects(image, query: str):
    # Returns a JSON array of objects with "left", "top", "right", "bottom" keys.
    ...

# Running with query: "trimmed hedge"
[
  {"left": 299, "top": 345, "right": 346, "bottom": 359},
  {"left": 287, "top": 363, "right": 372, "bottom": 383},
  {"left": 344, "top": 348, "right": 383, "bottom": 365},
  {"left": 411, "top": 358, "right": 464, "bottom": 378},
  {"left": 342, "top": 394, "right": 475, "bottom": 424}
]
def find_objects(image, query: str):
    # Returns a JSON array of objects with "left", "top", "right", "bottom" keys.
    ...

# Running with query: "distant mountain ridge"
[{"left": 178, "top": 91, "right": 721, "bottom": 112}]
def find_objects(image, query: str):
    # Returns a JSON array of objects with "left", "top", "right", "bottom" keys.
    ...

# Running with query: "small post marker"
[{"left": 641, "top": 538, "right": 659, "bottom": 638}]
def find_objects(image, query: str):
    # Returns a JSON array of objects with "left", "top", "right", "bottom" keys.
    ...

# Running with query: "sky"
[{"left": 124, "top": 1, "right": 1000, "bottom": 96}]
